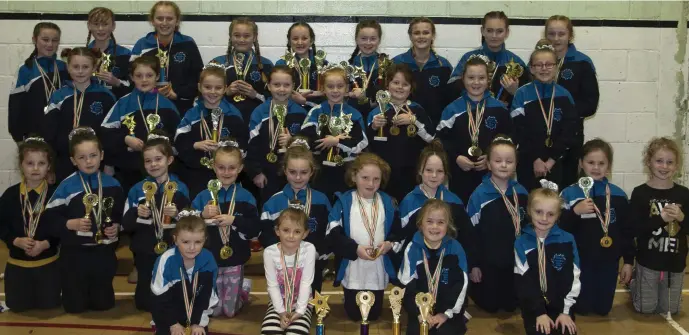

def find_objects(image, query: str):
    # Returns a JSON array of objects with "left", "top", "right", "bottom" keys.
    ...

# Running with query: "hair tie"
[
  {"left": 24, "top": 136, "right": 46, "bottom": 143},
  {"left": 217, "top": 140, "right": 240, "bottom": 148},
  {"left": 288, "top": 201, "right": 306, "bottom": 212},
  {"left": 492, "top": 136, "right": 513, "bottom": 144},
  {"left": 177, "top": 209, "right": 202, "bottom": 220},
  {"left": 203, "top": 61, "right": 227, "bottom": 71},
  {"left": 147, "top": 133, "right": 170, "bottom": 142},
  {"left": 535, "top": 44, "right": 556, "bottom": 52},
  {"left": 68, "top": 127, "right": 96, "bottom": 141},
  {"left": 539, "top": 179, "right": 559, "bottom": 193},
  {"left": 289, "top": 138, "right": 310, "bottom": 150},
  {"left": 318, "top": 62, "right": 347, "bottom": 75}
]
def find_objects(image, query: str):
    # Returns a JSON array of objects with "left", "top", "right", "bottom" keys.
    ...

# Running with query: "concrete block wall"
[{"left": 0, "top": 0, "right": 688, "bottom": 196}]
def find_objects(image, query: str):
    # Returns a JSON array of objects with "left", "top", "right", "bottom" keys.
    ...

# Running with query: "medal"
[
  {"left": 422, "top": 246, "right": 445, "bottom": 301},
  {"left": 333, "top": 154, "right": 343, "bottom": 165},
  {"left": 180, "top": 269, "right": 198, "bottom": 335},
  {"left": 279, "top": 242, "right": 301, "bottom": 315},
  {"left": 19, "top": 180, "right": 48, "bottom": 240},
  {"left": 266, "top": 152, "right": 278, "bottom": 163},
  {"left": 534, "top": 85, "right": 556, "bottom": 149},
  {"left": 592, "top": 183, "right": 613, "bottom": 247},
  {"left": 137, "top": 94, "right": 160, "bottom": 134},
  {"left": 600, "top": 236, "right": 613, "bottom": 248},
  {"left": 545, "top": 137, "right": 553, "bottom": 147},
  {"left": 200, "top": 157, "right": 213, "bottom": 169},
  {"left": 184, "top": 326, "right": 191, "bottom": 335},
  {"left": 367, "top": 247, "right": 380, "bottom": 259},
  {"left": 466, "top": 100, "right": 486, "bottom": 156},
  {"left": 155, "top": 241, "right": 168, "bottom": 254},
  {"left": 220, "top": 245, "right": 233, "bottom": 259},
  {"left": 389, "top": 125, "right": 400, "bottom": 136},
  {"left": 468, "top": 145, "right": 482, "bottom": 157},
  {"left": 356, "top": 191, "right": 380, "bottom": 260},
  {"left": 665, "top": 221, "right": 680, "bottom": 237},
  {"left": 407, "top": 123, "right": 417, "bottom": 137},
  {"left": 218, "top": 185, "right": 237, "bottom": 258}
]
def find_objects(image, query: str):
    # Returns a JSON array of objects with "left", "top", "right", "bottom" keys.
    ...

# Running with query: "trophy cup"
[
  {"left": 356, "top": 291, "right": 375, "bottom": 335},
  {"left": 98, "top": 197, "right": 114, "bottom": 244},
  {"left": 374, "top": 90, "right": 391, "bottom": 142},
  {"left": 268, "top": 104, "right": 288, "bottom": 161},
  {"left": 578, "top": 177, "right": 593, "bottom": 199},
  {"left": 323, "top": 114, "right": 353, "bottom": 167},
  {"left": 156, "top": 49, "right": 169, "bottom": 87},
  {"left": 234, "top": 53, "right": 246, "bottom": 102},
  {"left": 497, "top": 58, "right": 523, "bottom": 101},
  {"left": 163, "top": 181, "right": 178, "bottom": 224},
  {"left": 83, "top": 193, "right": 99, "bottom": 220},
  {"left": 309, "top": 291, "right": 331, "bottom": 335},
  {"left": 389, "top": 287, "right": 406, "bottom": 335},
  {"left": 143, "top": 181, "right": 157, "bottom": 207},
  {"left": 415, "top": 292, "right": 435, "bottom": 335},
  {"left": 146, "top": 114, "right": 161, "bottom": 132},
  {"left": 207, "top": 179, "right": 222, "bottom": 206},
  {"left": 122, "top": 114, "right": 136, "bottom": 136},
  {"left": 95, "top": 53, "right": 112, "bottom": 77},
  {"left": 298, "top": 58, "right": 312, "bottom": 93},
  {"left": 315, "top": 50, "right": 327, "bottom": 71},
  {"left": 283, "top": 51, "right": 296, "bottom": 68},
  {"left": 377, "top": 53, "right": 392, "bottom": 84},
  {"left": 211, "top": 108, "right": 222, "bottom": 142}
]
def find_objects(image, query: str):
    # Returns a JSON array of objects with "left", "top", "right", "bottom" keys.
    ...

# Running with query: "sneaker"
[{"left": 128, "top": 268, "right": 138, "bottom": 284}]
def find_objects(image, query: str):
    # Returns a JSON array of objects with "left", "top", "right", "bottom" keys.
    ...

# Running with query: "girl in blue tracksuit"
[
  {"left": 399, "top": 199, "right": 469, "bottom": 335},
  {"left": 86, "top": 7, "right": 133, "bottom": 99},
  {"left": 392, "top": 17, "right": 453, "bottom": 125},
  {"left": 347, "top": 19, "right": 386, "bottom": 120}
]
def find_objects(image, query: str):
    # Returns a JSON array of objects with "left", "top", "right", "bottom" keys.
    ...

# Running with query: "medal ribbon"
[
  {"left": 35, "top": 58, "right": 60, "bottom": 102},
  {"left": 73, "top": 87, "right": 87, "bottom": 129},
  {"left": 466, "top": 100, "right": 486, "bottom": 146},
  {"left": 358, "top": 56, "right": 377, "bottom": 91},
  {"left": 179, "top": 268, "right": 199, "bottom": 329},
  {"left": 490, "top": 180, "right": 521, "bottom": 236},
  {"left": 279, "top": 243, "right": 301, "bottom": 314},
  {"left": 592, "top": 184, "right": 611, "bottom": 236},
  {"left": 422, "top": 247, "right": 445, "bottom": 301},
  {"left": 137, "top": 94, "right": 160, "bottom": 134},
  {"left": 219, "top": 185, "right": 237, "bottom": 246},
  {"left": 20, "top": 180, "right": 48, "bottom": 239},
  {"left": 537, "top": 238, "right": 548, "bottom": 302},
  {"left": 150, "top": 180, "right": 169, "bottom": 241},
  {"left": 78, "top": 172, "right": 103, "bottom": 230},
  {"left": 356, "top": 192, "right": 379, "bottom": 249},
  {"left": 268, "top": 101, "right": 282, "bottom": 153},
  {"left": 233, "top": 51, "right": 254, "bottom": 81},
  {"left": 533, "top": 85, "right": 556, "bottom": 141},
  {"left": 555, "top": 57, "right": 566, "bottom": 82},
  {"left": 421, "top": 185, "right": 443, "bottom": 201}
]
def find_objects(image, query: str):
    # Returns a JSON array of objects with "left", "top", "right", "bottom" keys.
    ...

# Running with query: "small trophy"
[
  {"left": 200, "top": 156, "right": 213, "bottom": 169},
  {"left": 97, "top": 53, "right": 111, "bottom": 74},
  {"left": 415, "top": 292, "right": 435, "bottom": 335},
  {"left": 146, "top": 114, "right": 161, "bottom": 132},
  {"left": 377, "top": 53, "right": 392, "bottom": 84},
  {"left": 283, "top": 51, "right": 296, "bottom": 68},
  {"left": 298, "top": 58, "right": 312, "bottom": 93},
  {"left": 82, "top": 193, "right": 99, "bottom": 220},
  {"left": 267, "top": 104, "right": 288, "bottom": 163},
  {"left": 497, "top": 58, "right": 524, "bottom": 101},
  {"left": 374, "top": 90, "right": 391, "bottom": 142},
  {"left": 309, "top": 291, "right": 331, "bottom": 335},
  {"left": 578, "top": 177, "right": 594, "bottom": 198},
  {"left": 98, "top": 197, "right": 114, "bottom": 244},
  {"left": 163, "top": 181, "right": 178, "bottom": 224},
  {"left": 207, "top": 179, "right": 222, "bottom": 206},
  {"left": 356, "top": 291, "right": 375, "bottom": 335},
  {"left": 234, "top": 53, "right": 247, "bottom": 102},
  {"left": 143, "top": 181, "right": 157, "bottom": 207},
  {"left": 211, "top": 108, "right": 223, "bottom": 142},
  {"left": 389, "top": 287, "right": 406, "bottom": 335},
  {"left": 315, "top": 50, "right": 327, "bottom": 71},
  {"left": 323, "top": 114, "right": 353, "bottom": 167},
  {"left": 156, "top": 49, "right": 169, "bottom": 87},
  {"left": 317, "top": 114, "right": 329, "bottom": 137},
  {"left": 122, "top": 114, "right": 136, "bottom": 136}
]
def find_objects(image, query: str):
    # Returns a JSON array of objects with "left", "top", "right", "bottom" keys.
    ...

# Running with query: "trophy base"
[
  {"left": 278, "top": 148, "right": 287, "bottom": 153},
  {"left": 373, "top": 136, "right": 387, "bottom": 142},
  {"left": 157, "top": 81, "right": 170, "bottom": 88},
  {"left": 298, "top": 89, "right": 313, "bottom": 94},
  {"left": 360, "top": 323, "right": 369, "bottom": 335},
  {"left": 322, "top": 160, "right": 337, "bottom": 167},
  {"left": 77, "top": 231, "right": 94, "bottom": 237}
]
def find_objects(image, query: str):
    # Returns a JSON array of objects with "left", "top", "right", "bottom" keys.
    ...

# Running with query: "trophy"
[
  {"left": 298, "top": 58, "right": 312, "bottom": 93},
  {"left": 82, "top": 193, "right": 99, "bottom": 220},
  {"left": 317, "top": 114, "right": 329, "bottom": 136},
  {"left": 497, "top": 58, "right": 524, "bottom": 101},
  {"left": 122, "top": 114, "right": 136, "bottom": 136},
  {"left": 282, "top": 51, "right": 296, "bottom": 68},
  {"left": 200, "top": 156, "right": 213, "bottom": 169},
  {"left": 98, "top": 197, "right": 114, "bottom": 244},
  {"left": 415, "top": 292, "right": 435, "bottom": 335},
  {"left": 207, "top": 179, "right": 222, "bottom": 206},
  {"left": 95, "top": 53, "right": 111, "bottom": 76},
  {"left": 143, "top": 181, "right": 157, "bottom": 207},
  {"left": 267, "top": 104, "right": 288, "bottom": 163},
  {"left": 233, "top": 53, "right": 246, "bottom": 102},
  {"left": 156, "top": 49, "right": 169, "bottom": 87},
  {"left": 323, "top": 113, "right": 353, "bottom": 167},
  {"left": 309, "top": 291, "right": 331, "bottom": 335},
  {"left": 389, "top": 287, "right": 405, "bottom": 335},
  {"left": 356, "top": 291, "right": 375, "bottom": 335},
  {"left": 163, "top": 182, "right": 178, "bottom": 224},
  {"left": 578, "top": 177, "right": 594, "bottom": 198},
  {"left": 374, "top": 90, "right": 391, "bottom": 141},
  {"left": 377, "top": 53, "right": 392, "bottom": 84},
  {"left": 315, "top": 50, "right": 327, "bottom": 71},
  {"left": 211, "top": 108, "right": 222, "bottom": 142},
  {"left": 146, "top": 114, "right": 161, "bottom": 132}
]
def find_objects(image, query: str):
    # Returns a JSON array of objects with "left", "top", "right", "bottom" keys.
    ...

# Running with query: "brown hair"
[
  {"left": 530, "top": 39, "right": 557, "bottom": 65},
  {"left": 408, "top": 17, "right": 443, "bottom": 66},
  {"left": 173, "top": 214, "right": 207, "bottom": 240},
  {"left": 462, "top": 56, "right": 490, "bottom": 78},
  {"left": 61, "top": 47, "right": 99, "bottom": 66},
  {"left": 25, "top": 22, "right": 62, "bottom": 68},
  {"left": 415, "top": 199, "right": 457, "bottom": 238},
  {"left": 281, "top": 137, "right": 319, "bottom": 178},
  {"left": 643, "top": 137, "right": 683, "bottom": 176},
  {"left": 527, "top": 188, "right": 564, "bottom": 218},
  {"left": 346, "top": 152, "right": 391, "bottom": 188},
  {"left": 580, "top": 138, "right": 613, "bottom": 167},
  {"left": 486, "top": 135, "right": 517, "bottom": 162},
  {"left": 130, "top": 55, "right": 161, "bottom": 76},
  {"left": 481, "top": 11, "right": 509, "bottom": 44},
  {"left": 385, "top": 63, "right": 416, "bottom": 93},
  {"left": 319, "top": 67, "right": 347, "bottom": 91},
  {"left": 269, "top": 64, "right": 295, "bottom": 83},
  {"left": 68, "top": 127, "right": 102, "bottom": 156},
  {"left": 149, "top": 1, "right": 181, "bottom": 31},
  {"left": 228, "top": 17, "right": 267, "bottom": 83},
  {"left": 199, "top": 61, "right": 227, "bottom": 85},
  {"left": 416, "top": 140, "right": 450, "bottom": 184},
  {"left": 143, "top": 129, "right": 174, "bottom": 158},
  {"left": 286, "top": 22, "right": 317, "bottom": 55},
  {"left": 213, "top": 144, "right": 244, "bottom": 163},
  {"left": 18, "top": 136, "right": 55, "bottom": 175},
  {"left": 349, "top": 20, "right": 382, "bottom": 63},
  {"left": 86, "top": 7, "right": 119, "bottom": 59},
  {"left": 545, "top": 15, "right": 575, "bottom": 42},
  {"left": 276, "top": 207, "right": 309, "bottom": 231}
]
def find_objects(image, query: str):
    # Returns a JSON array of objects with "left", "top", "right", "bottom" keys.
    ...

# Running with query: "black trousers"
[
  {"left": 575, "top": 257, "right": 619, "bottom": 316},
  {"left": 134, "top": 253, "right": 158, "bottom": 312},
  {"left": 561, "top": 132, "right": 584, "bottom": 189},
  {"left": 517, "top": 156, "right": 564, "bottom": 192},
  {"left": 313, "top": 163, "right": 349, "bottom": 203},
  {"left": 405, "top": 313, "right": 466, "bottom": 335},
  {"left": 343, "top": 288, "right": 384, "bottom": 322},
  {"left": 523, "top": 310, "right": 576, "bottom": 335},
  {"left": 4, "top": 260, "right": 61, "bottom": 312},
  {"left": 59, "top": 245, "right": 117, "bottom": 313},
  {"left": 470, "top": 265, "right": 518, "bottom": 313}
]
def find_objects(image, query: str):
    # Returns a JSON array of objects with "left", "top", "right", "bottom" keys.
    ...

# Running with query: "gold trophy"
[
  {"left": 323, "top": 113, "right": 353, "bottom": 167},
  {"left": 283, "top": 51, "right": 296, "bottom": 68},
  {"left": 82, "top": 193, "right": 99, "bottom": 220},
  {"left": 163, "top": 181, "right": 178, "bottom": 224},
  {"left": 389, "top": 287, "right": 406, "bottom": 335},
  {"left": 122, "top": 114, "right": 136, "bottom": 136},
  {"left": 298, "top": 58, "right": 311, "bottom": 93},
  {"left": 356, "top": 291, "right": 375, "bottom": 335},
  {"left": 377, "top": 53, "right": 392, "bottom": 83},
  {"left": 146, "top": 114, "right": 161, "bottom": 132},
  {"left": 211, "top": 108, "right": 222, "bottom": 142},
  {"left": 156, "top": 49, "right": 169, "bottom": 87},
  {"left": 315, "top": 50, "right": 327, "bottom": 71},
  {"left": 233, "top": 53, "right": 247, "bottom": 102},
  {"left": 415, "top": 292, "right": 435, "bottom": 335},
  {"left": 143, "top": 181, "right": 157, "bottom": 207},
  {"left": 98, "top": 197, "right": 114, "bottom": 244},
  {"left": 309, "top": 291, "right": 331, "bottom": 335},
  {"left": 374, "top": 90, "right": 391, "bottom": 141},
  {"left": 497, "top": 58, "right": 524, "bottom": 102},
  {"left": 578, "top": 177, "right": 593, "bottom": 199},
  {"left": 665, "top": 204, "right": 682, "bottom": 237},
  {"left": 267, "top": 104, "right": 287, "bottom": 163},
  {"left": 94, "top": 53, "right": 111, "bottom": 76},
  {"left": 207, "top": 179, "right": 222, "bottom": 206}
]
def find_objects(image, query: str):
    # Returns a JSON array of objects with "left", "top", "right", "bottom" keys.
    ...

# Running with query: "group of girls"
[{"left": 2, "top": 1, "right": 688, "bottom": 335}]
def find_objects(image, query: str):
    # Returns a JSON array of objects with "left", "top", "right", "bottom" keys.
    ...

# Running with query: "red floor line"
[{"left": 0, "top": 321, "right": 242, "bottom": 335}]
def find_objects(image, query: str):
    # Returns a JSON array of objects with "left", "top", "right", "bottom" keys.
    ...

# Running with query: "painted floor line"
[
  {"left": 0, "top": 321, "right": 239, "bottom": 335},
  {"left": 665, "top": 313, "right": 689, "bottom": 335}
]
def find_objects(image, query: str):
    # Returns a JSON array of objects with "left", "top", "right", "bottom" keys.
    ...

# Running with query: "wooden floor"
[{"left": 0, "top": 244, "right": 686, "bottom": 334}]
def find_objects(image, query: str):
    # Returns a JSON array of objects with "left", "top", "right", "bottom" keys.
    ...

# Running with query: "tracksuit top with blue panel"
[
  {"left": 259, "top": 184, "right": 332, "bottom": 254},
  {"left": 246, "top": 98, "right": 308, "bottom": 180},
  {"left": 300, "top": 102, "right": 368, "bottom": 164},
  {"left": 450, "top": 43, "right": 530, "bottom": 109},
  {"left": 392, "top": 49, "right": 453, "bottom": 124},
  {"left": 151, "top": 247, "right": 218, "bottom": 330},
  {"left": 399, "top": 232, "right": 469, "bottom": 322},
  {"left": 101, "top": 88, "right": 181, "bottom": 171},
  {"left": 9, "top": 55, "right": 68, "bottom": 142},
  {"left": 276, "top": 50, "right": 329, "bottom": 108},
  {"left": 131, "top": 32, "right": 203, "bottom": 113},
  {"left": 560, "top": 178, "right": 633, "bottom": 264},
  {"left": 514, "top": 225, "right": 581, "bottom": 316},
  {"left": 510, "top": 81, "right": 577, "bottom": 163},
  {"left": 326, "top": 190, "right": 401, "bottom": 286},
  {"left": 0, "top": 183, "right": 59, "bottom": 262},
  {"left": 43, "top": 79, "right": 117, "bottom": 175},
  {"left": 211, "top": 52, "right": 274, "bottom": 123},
  {"left": 348, "top": 53, "right": 384, "bottom": 119},
  {"left": 398, "top": 185, "right": 476, "bottom": 268},
  {"left": 556, "top": 44, "right": 599, "bottom": 134},
  {"left": 466, "top": 175, "right": 528, "bottom": 269},
  {"left": 192, "top": 184, "right": 260, "bottom": 267},
  {"left": 44, "top": 171, "right": 125, "bottom": 247},
  {"left": 366, "top": 101, "right": 434, "bottom": 169},
  {"left": 122, "top": 175, "right": 190, "bottom": 255},
  {"left": 88, "top": 39, "right": 133, "bottom": 99}
]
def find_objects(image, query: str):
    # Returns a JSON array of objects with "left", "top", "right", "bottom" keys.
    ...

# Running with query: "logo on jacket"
[
  {"left": 90, "top": 101, "right": 104, "bottom": 115},
  {"left": 429, "top": 75, "right": 440, "bottom": 88},
  {"left": 308, "top": 217, "right": 318, "bottom": 233},
  {"left": 289, "top": 123, "right": 301, "bottom": 135},
  {"left": 221, "top": 127, "right": 230, "bottom": 138},
  {"left": 174, "top": 52, "right": 186, "bottom": 63},
  {"left": 553, "top": 108, "right": 562, "bottom": 122},
  {"left": 111, "top": 66, "right": 120, "bottom": 77},
  {"left": 551, "top": 253, "right": 566, "bottom": 271},
  {"left": 485, "top": 116, "right": 497, "bottom": 130},
  {"left": 250, "top": 70, "right": 261, "bottom": 82},
  {"left": 440, "top": 268, "right": 449, "bottom": 284},
  {"left": 561, "top": 69, "right": 574, "bottom": 80},
  {"left": 610, "top": 208, "right": 616, "bottom": 224}
]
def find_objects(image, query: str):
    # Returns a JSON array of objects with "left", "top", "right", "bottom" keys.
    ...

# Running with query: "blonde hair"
[
  {"left": 643, "top": 137, "right": 683, "bottom": 177},
  {"left": 173, "top": 215, "right": 207, "bottom": 240},
  {"left": 415, "top": 199, "right": 457, "bottom": 238},
  {"left": 527, "top": 188, "right": 564, "bottom": 219},
  {"left": 276, "top": 207, "right": 309, "bottom": 231},
  {"left": 345, "top": 152, "right": 391, "bottom": 188},
  {"left": 318, "top": 67, "right": 347, "bottom": 92}
]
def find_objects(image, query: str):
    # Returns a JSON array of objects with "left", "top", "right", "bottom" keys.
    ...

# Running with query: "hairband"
[
  {"left": 288, "top": 202, "right": 306, "bottom": 212},
  {"left": 535, "top": 44, "right": 556, "bottom": 52},
  {"left": 177, "top": 209, "right": 202, "bottom": 220},
  {"left": 289, "top": 138, "right": 310, "bottom": 150},
  {"left": 467, "top": 54, "right": 491, "bottom": 65},
  {"left": 147, "top": 133, "right": 170, "bottom": 142},
  {"left": 539, "top": 179, "right": 559, "bottom": 193},
  {"left": 24, "top": 136, "right": 46, "bottom": 143},
  {"left": 493, "top": 136, "right": 513, "bottom": 144},
  {"left": 318, "top": 62, "right": 347, "bottom": 75},
  {"left": 68, "top": 127, "right": 96, "bottom": 141},
  {"left": 203, "top": 61, "right": 227, "bottom": 71},
  {"left": 217, "top": 140, "right": 240, "bottom": 148}
]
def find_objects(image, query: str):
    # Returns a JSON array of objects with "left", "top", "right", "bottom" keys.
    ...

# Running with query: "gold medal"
[
  {"left": 154, "top": 241, "right": 168, "bottom": 254},
  {"left": 468, "top": 146, "right": 482, "bottom": 157},
  {"left": 184, "top": 326, "right": 191, "bottom": 335},
  {"left": 367, "top": 247, "right": 380, "bottom": 259},
  {"left": 389, "top": 125, "right": 400, "bottom": 136},
  {"left": 95, "top": 231, "right": 104, "bottom": 243},
  {"left": 665, "top": 221, "right": 680, "bottom": 237},
  {"left": 220, "top": 245, "right": 233, "bottom": 259},
  {"left": 200, "top": 157, "right": 213, "bottom": 169},
  {"left": 333, "top": 155, "right": 344, "bottom": 166},
  {"left": 600, "top": 236, "right": 613, "bottom": 248},
  {"left": 266, "top": 152, "right": 278, "bottom": 163},
  {"left": 545, "top": 137, "right": 553, "bottom": 147},
  {"left": 407, "top": 124, "right": 417, "bottom": 137},
  {"left": 233, "top": 95, "right": 245, "bottom": 102}
]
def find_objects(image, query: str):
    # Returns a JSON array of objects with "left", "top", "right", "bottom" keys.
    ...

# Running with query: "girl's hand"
[
  {"left": 125, "top": 136, "right": 144, "bottom": 151},
  {"left": 376, "top": 241, "right": 393, "bottom": 255},
  {"left": 96, "top": 71, "right": 121, "bottom": 87},
  {"left": 159, "top": 85, "right": 177, "bottom": 100},
  {"left": 237, "top": 81, "right": 258, "bottom": 98},
  {"left": 26, "top": 240, "right": 49, "bottom": 257},
  {"left": 356, "top": 245, "right": 376, "bottom": 261},
  {"left": 573, "top": 199, "right": 595, "bottom": 215},
  {"left": 432, "top": 313, "right": 449, "bottom": 328},
  {"left": 291, "top": 91, "right": 307, "bottom": 105},
  {"left": 191, "top": 325, "right": 206, "bottom": 335},
  {"left": 13, "top": 237, "right": 36, "bottom": 251},
  {"left": 474, "top": 155, "right": 487, "bottom": 171},
  {"left": 315, "top": 135, "right": 339, "bottom": 150},
  {"left": 289, "top": 312, "right": 302, "bottom": 323},
  {"left": 67, "top": 218, "right": 91, "bottom": 232},
  {"left": 193, "top": 140, "right": 218, "bottom": 152},
  {"left": 163, "top": 205, "right": 178, "bottom": 218},
  {"left": 545, "top": 158, "right": 556, "bottom": 171},
  {"left": 203, "top": 204, "right": 220, "bottom": 219},
  {"left": 371, "top": 114, "right": 386, "bottom": 130},
  {"left": 278, "top": 131, "right": 292, "bottom": 147},
  {"left": 619, "top": 264, "right": 633, "bottom": 285},
  {"left": 393, "top": 114, "right": 412, "bottom": 126},
  {"left": 104, "top": 223, "right": 119, "bottom": 239},
  {"left": 308, "top": 90, "right": 324, "bottom": 98},
  {"left": 103, "top": 165, "right": 115, "bottom": 176},
  {"left": 555, "top": 314, "right": 576, "bottom": 335},
  {"left": 470, "top": 267, "right": 482, "bottom": 283},
  {"left": 170, "top": 323, "right": 185, "bottom": 335},
  {"left": 349, "top": 88, "right": 363, "bottom": 99},
  {"left": 226, "top": 82, "right": 240, "bottom": 96},
  {"left": 253, "top": 173, "right": 268, "bottom": 189},
  {"left": 533, "top": 159, "right": 549, "bottom": 177},
  {"left": 279, "top": 312, "right": 291, "bottom": 329},
  {"left": 500, "top": 75, "right": 519, "bottom": 95},
  {"left": 138, "top": 205, "right": 152, "bottom": 218},
  {"left": 535, "top": 314, "right": 555, "bottom": 335},
  {"left": 664, "top": 204, "right": 685, "bottom": 222},
  {"left": 213, "top": 214, "right": 235, "bottom": 227},
  {"left": 456, "top": 155, "right": 474, "bottom": 172}
]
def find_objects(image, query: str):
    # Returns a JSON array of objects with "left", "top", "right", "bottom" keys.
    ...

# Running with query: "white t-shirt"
[{"left": 263, "top": 241, "right": 316, "bottom": 315}]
